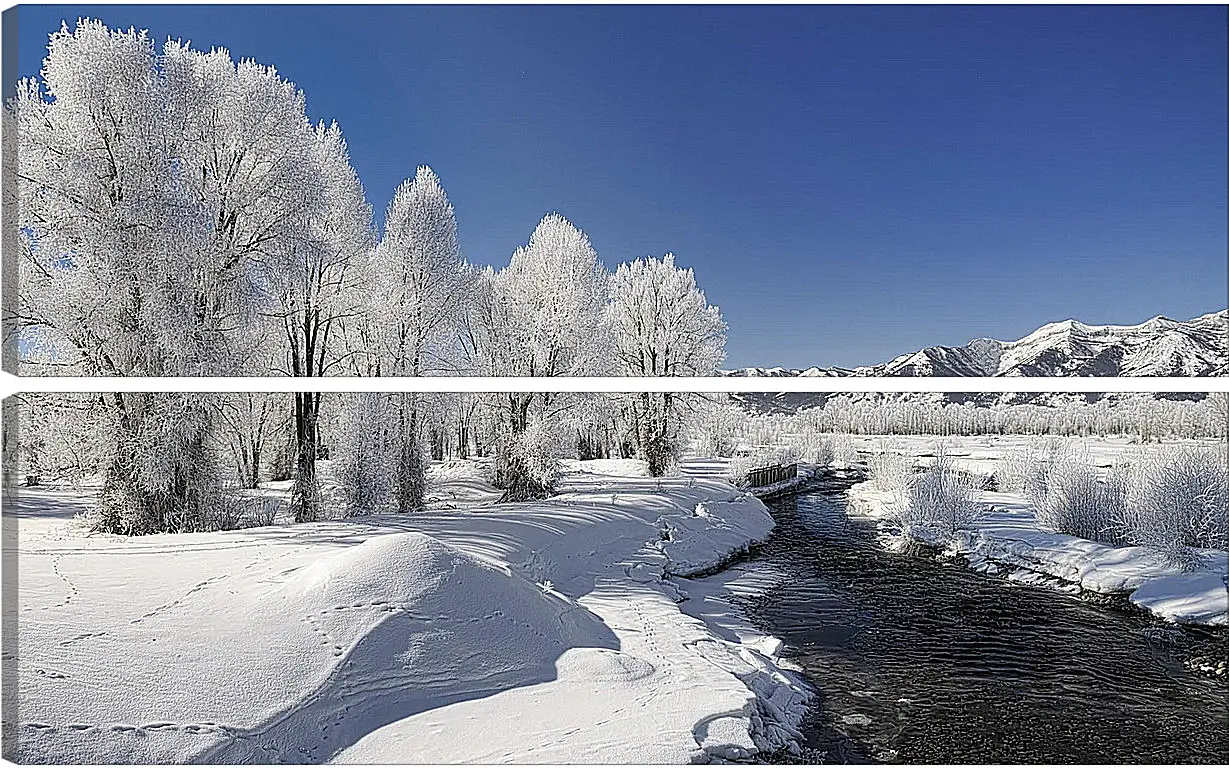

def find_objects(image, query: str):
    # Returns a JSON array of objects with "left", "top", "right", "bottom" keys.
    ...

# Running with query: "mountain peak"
[{"left": 723, "top": 310, "right": 1227, "bottom": 378}]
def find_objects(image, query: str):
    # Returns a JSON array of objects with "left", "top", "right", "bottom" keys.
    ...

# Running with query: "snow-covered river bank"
[
  {"left": 736, "top": 475, "right": 1228, "bottom": 763},
  {"left": 4, "top": 459, "right": 808, "bottom": 764},
  {"left": 846, "top": 481, "right": 1229, "bottom": 627}
]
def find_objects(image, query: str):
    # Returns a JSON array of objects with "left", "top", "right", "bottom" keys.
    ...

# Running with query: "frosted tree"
[
  {"left": 93, "top": 393, "right": 225, "bottom": 535},
  {"left": 212, "top": 394, "right": 285, "bottom": 489},
  {"left": 9, "top": 21, "right": 209, "bottom": 377},
  {"left": 264, "top": 122, "right": 374, "bottom": 522},
  {"left": 10, "top": 393, "right": 108, "bottom": 485},
  {"left": 483, "top": 214, "right": 612, "bottom": 499},
  {"left": 372, "top": 167, "right": 470, "bottom": 511},
  {"left": 7, "top": 22, "right": 322, "bottom": 529},
  {"left": 331, "top": 393, "right": 397, "bottom": 516},
  {"left": 609, "top": 254, "right": 726, "bottom": 475}
]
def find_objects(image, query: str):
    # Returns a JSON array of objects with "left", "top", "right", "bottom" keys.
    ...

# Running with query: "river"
[{"left": 738, "top": 471, "right": 1228, "bottom": 763}]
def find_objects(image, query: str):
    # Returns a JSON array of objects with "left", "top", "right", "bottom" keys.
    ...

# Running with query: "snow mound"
[
  {"left": 1130, "top": 571, "right": 1229, "bottom": 626},
  {"left": 207, "top": 533, "right": 617, "bottom": 763},
  {"left": 553, "top": 647, "right": 657, "bottom": 682},
  {"left": 17, "top": 533, "right": 616, "bottom": 764}
]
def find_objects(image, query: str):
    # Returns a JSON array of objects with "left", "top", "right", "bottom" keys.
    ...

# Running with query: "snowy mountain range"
[{"left": 725, "top": 310, "right": 1227, "bottom": 379}]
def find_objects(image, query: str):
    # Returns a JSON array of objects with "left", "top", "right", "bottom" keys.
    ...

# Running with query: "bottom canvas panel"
[{"left": 2, "top": 391, "right": 1227, "bottom": 764}]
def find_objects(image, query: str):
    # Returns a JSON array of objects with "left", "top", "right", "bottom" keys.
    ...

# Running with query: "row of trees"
[
  {"left": 10, "top": 390, "right": 731, "bottom": 533},
  {"left": 7, "top": 22, "right": 727, "bottom": 531},
  {"left": 714, "top": 394, "right": 1228, "bottom": 453}
]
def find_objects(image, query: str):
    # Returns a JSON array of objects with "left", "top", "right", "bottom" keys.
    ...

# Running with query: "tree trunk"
[
  {"left": 290, "top": 392, "right": 321, "bottom": 523},
  {"left": 396, "top": 393, "right": 426, "bottom": 513}
]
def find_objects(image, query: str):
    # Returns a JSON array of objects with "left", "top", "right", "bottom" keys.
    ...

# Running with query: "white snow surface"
[
  {"left": 6, "top": 459, "right": 809, "bottom": 764},
  {"left": 847, "top": 484, "right": 1229, "bottom": 626}
]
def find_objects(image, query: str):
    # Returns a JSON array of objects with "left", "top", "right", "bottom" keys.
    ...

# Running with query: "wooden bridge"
[{"left": 745, "top": 462, "right": 797, "bottom": 489}]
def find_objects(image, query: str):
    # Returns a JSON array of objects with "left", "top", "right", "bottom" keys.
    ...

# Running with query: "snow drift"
[{"left": 9, "top": 461, "right": 809, "bottom": 764}]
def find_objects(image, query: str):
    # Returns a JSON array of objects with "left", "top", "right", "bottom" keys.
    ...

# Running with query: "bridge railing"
[{"left": 745, "top": 462, "right": 797, "bottom": 489}]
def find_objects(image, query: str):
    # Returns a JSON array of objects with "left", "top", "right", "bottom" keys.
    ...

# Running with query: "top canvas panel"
[{"left": 5, "top": 5, "right": 1226, "bottom": 377}]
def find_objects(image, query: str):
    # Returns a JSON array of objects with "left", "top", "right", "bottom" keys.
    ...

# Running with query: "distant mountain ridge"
[{"left": 724, "top": 310, "right": 1227, "bottom": 378}]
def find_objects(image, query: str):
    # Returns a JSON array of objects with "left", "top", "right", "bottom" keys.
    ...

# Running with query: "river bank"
[
  {"left": 732, "top": 480, "right": 1228, "bottom": 764},
  {"left": 846, "top": 482, "right": 1229, "bottom": 628},
  {"left": 6, "top": 459, "right": 808, "bottom": 763}
]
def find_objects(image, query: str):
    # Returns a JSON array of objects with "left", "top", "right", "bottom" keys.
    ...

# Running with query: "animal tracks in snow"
[
  {"left": 302, "top": 601, "right": 460, "bottom": 658},
  {"left": 130, "top": 575, "right": 230, "bottom": 624},
  {"left": 22, "top": 720, "right": 234, "bottom": 738}
]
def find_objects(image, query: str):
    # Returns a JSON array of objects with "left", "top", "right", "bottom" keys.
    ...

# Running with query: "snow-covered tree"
[
  {"left": 7, "top": 22, "right": 329, "bottom": 530},
  {"left": 212, "top": 394, "right": 284, "bottom": 489},
  {"left": 94, "top": 393, "right": 223, "bottom": 535},
  {"left": 264, "top": 122, "right": 374, "bottom": 522},
  {"left": 331, "top": 393, "right": 397, "bottom": 517},
  {"left": 609, "top": 254, "right": 726, "bottom": 475},
  {"left": 483, "top": 214, "right": 612, "bottom": 499},
  {"left": 10, "top": 22, "right": 318, "bottom": 377},
  {"left": 370, "top": 166, "right": 470, "bottom": 511},
  {"left": 372, "top": 166, "right": 470, "bottom": 375}
]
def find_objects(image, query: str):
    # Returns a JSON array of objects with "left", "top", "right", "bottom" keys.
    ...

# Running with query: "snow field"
[{"left": 8, "top": 459, "right": 809, "bottom": 763}]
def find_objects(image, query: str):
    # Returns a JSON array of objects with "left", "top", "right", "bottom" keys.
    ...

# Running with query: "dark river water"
[{"left": 744, "top": 472, "right": 1228, "bottom": 764}]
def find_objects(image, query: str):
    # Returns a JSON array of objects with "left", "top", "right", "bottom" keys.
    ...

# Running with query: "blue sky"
[{"left": 15, "top": 4, "right": 1228, "bottom": 369}]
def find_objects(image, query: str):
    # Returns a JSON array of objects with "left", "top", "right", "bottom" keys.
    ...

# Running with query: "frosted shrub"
[
  {"left": 1030, "top": 460, "right": 1127, "bottom": 545},
  {"left": 1122, "top": 448, "right": 1228, "bottom": 569},
  {"left": 495, "top": 420, "right": 563, "bottom": 501},
  {"left": 792, "top": 434, "right": 834, "bottom": 467},
  {"left": 830, "top": 434, "right": 859, "bottom": 469},
  {"left": 995, "top": 449, "right": 1039, "bottom": 494},
  {"left": 726, "top": 455, "right": 757, "bottom": 487},
  {"left": 333, "top": 394, "right": 397, "bottom": 517},
  {"left": 900, "top": 453, "right": 984, "bottom": 536},
  {"left": 999, "top": 439, "right": 1071, "bottom": 499},
  {"left": 94, "top": 394, "right": 225, "bottom": 536},
  {"left": 245, "top": 495, "right": 280, "bottom": 528},
  {"left": 867, "top": 451, "right": 913, "bottom": 494}
]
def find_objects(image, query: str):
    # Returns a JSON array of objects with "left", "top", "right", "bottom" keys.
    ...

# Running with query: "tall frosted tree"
[
  {"left": 8, "top": 21, "right": 320, "bottom": 529},
  {"left": 484, "top": 214, "right": 612, "bottom": 499},
  {"left": 267, "top": 121, "right": 374, "bottom": 522},
  {"left": 373, "top": 166, "right": 470, "bottom": 512},
  {"left": 609, "top": 254, "right": 726, "bottom": 475}
]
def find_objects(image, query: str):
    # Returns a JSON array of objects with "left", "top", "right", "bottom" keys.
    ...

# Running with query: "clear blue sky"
[{"left": 14, "top": 4, "right": 1228, "bottom": 369}]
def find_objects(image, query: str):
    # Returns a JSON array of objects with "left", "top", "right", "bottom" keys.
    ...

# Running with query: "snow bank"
[
  {"left": 9, "top": 460, "right": 808, "bottom": 763},
  {"left": 657, "top": 495, "right": 774, "bottom": 577},
  {"left": 847, "top": 482, "right": 1229, "bottom": 626}
]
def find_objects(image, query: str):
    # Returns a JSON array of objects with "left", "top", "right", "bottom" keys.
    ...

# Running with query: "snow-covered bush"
[
  {"left": 1030, "top": 460, "right": 1127, "bottom": 545},
  {"left": 790, "top": 434, "right": 834, "bottom": 467},
  {"left": 998, "top": 438, "right": 1071, "bottom": 498},
  {"left": 726, "top": 455, "right": 758, "bottom": 488},
  {"left": 1122, "top": 448, "right": 1228, "bottom": 569},
  {"left": 244, "top": 495, "right": 280, "bottom": 528},
  {"left": 829, "top": 434, "right": 859, "bottom": 469},
  {"left": 495, "top": 419, "right": 564, "bottom": 501},
  {"left": 93, "top": 394, "right": 225, "bottom": 535},
  {"left": 333, "top": 393, "right": 397, "bottom": 517},
  {"left": 995, "top": 448, "right": 1038, "bottom": 494},
  {"left": 899, "top": 452, "right": 984, "bottom": 536},
  {"left": 866, "top": 451, "right": 913, "bottom": 494}
]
